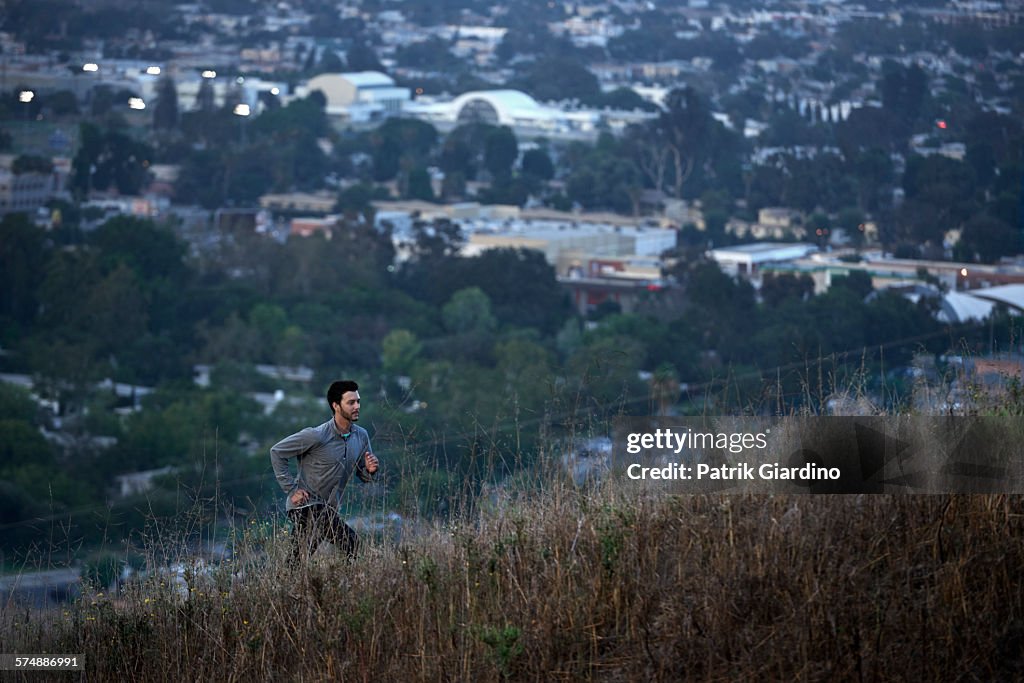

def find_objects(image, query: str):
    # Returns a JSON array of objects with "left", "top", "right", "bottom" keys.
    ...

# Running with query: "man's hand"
[
  {"left": 364, "top": 452, "right": 379, "bottom": 474},
  {"left": 290, "top": 488, "right": 310, "bottom": 506}
]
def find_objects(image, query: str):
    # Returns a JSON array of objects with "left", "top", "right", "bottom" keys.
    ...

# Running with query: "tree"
[
  {"left": 247, "top": 302, "right": 288, "bottom": 362},
  {"left": 110, "top": 388, "right": 257, "bottom": 471},
  {"left": 658, "top": 87, "right": 713, "bottom": 199},
  {"left": 175, "top": 149, "right": 226, "bottom": 208},
  {"left": 677, "top": 260, "right": 757, "bottom": 357},
  {"left": 346, "top": 40, "right": 384, "bottom": 72},
  {"left": 315, "top": 49, "right": 345, "bottom": 75},
  {"left": 441, "top": 171, "right": 467, "bottom": 201},
  {"left": 650, "top": 362, "right": 680, "bottom": 415},
  {"left": 82, "top": 263, "right": 149, "bottom": 355},
  {"left": 837, "top": 107, "right": 901, "bottom": 156},
  {"left": 152, "top": 76, "right": 179, "bottom": 130},
  {"left": 744, "top": 34, "right": 811, "bottom": 60},
  {"left": 89, "top": 216, "right": 187, "bottom": 283},
  {"left": 484, "top": 126, "right": 518, "bottom": 180},
  {"left": 565, "top": 138, "right": 643, "bottom": 214},
  {"left": 410, "top": 247, "right": 569, "bottom": 334},
  {"left": 199, "top": 313, "right": 260, "bottom": 364},
  {"left": 862, "top": 290, "right": 941, "bottom": 366},
  {"left": 597, "top": 87, "right": 658, "bottom": 112},
  {"left": 195, "top": 78, "right": 216, "bottom": 112},
  {"left": 336, "top": 182, "right": 376, "bottom": 218},
  {"left": 512, "top": 56, "right": 601, "bottom": 104},
  {"left": 43, "top": 89, "right": 78, "bottom": 116},
  {"left": 625, "top": 123, "right": 671, "bottom": 197},
  {"left": 957, "top": 214, "right": 1019, "bottom": 263},
  {"left": 567, "top": 335, "right": 647, "bottom": 415},
  {"left": 407, "top": 218, "right": 464, "bottom": 261},
  {"left": 831, "top": 270, "right": 874, "bottom": 299},
  {"left": 71, "top": 123, "right": 153, "bottom": 197},
  {"left": 964, "top": 111, "right": 1022, "bottom": 168},
  {"left": 584, "top": 313, "right": 700, "bottom": 379},
  {"left": 406, "top": 167, "right": 435, "bottom": 201},
  {"left": 761, "top": 273, "right": 814, "bottom": 307},
  {"left": 302, "top": 45, "right": 318, "bottom": 74},
  {"left": 395, "top": 37, "right": 462, "bottom": 70},
  {"left": 0, "top": 213, "right": 47, "bottom": 325},
  {"left": 439, "top": 123, "right": 496, "bottom": 181},
  {"left": 369, "top": 118, "right": 438, "bottom": 183},
  {"left": 443, "top": 287, "right": 497, "bottom": 335},
  {"left": 496, "top": 25, "right": 577, "bottom": 64},
  {"left": 381, "top": 329, "right": 422, "bottom": 376},
  {"left": 851, "top": 147, "right": 894, "bottom": 212},
  {"left": 898, "top": 154, "right": 978, "bottom": 244},
  {"left": 521, "top": 148, "right": 554, "bottom": 181},
  {"left": 608, "top": 24, "right": 678, "bottom": 62},
  {"left": 372, "top": 137, "right": 401, "bottom": 182},
  {"left": 880, "top": 61, "right": 929, "bottom": 137}
]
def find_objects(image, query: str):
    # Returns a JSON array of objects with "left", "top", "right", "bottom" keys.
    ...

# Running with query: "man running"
[{"left": 270, "top": 380, "right": 379, "bottom": 563}]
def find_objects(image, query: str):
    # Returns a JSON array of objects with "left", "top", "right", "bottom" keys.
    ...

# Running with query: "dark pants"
[{"left": 287, "top": 504, "right": 359, "bottom": 564}]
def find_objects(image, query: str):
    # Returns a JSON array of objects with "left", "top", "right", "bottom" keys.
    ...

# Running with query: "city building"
[
  {"left": 299, "top": 71, "right": 411, "bottom": 124},
  {"left": 709, "top": 242, "right": 818, "bottom": 277},
  {"left": 0, "top": 154, "right": 68, "bottom": 216},
  {"left": 402, "top": 89, "right": 657, "bottom": 140},
  {"left": 259, "top": 191, "right": 336, "bottom": 214}
]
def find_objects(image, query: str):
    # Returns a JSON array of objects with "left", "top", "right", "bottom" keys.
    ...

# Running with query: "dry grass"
[{"left": 3, "top": 484, "right": 1023, "bottom": 682}]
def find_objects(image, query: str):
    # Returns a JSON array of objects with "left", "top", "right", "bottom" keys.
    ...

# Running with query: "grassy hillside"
[{"left": 3, "top": 484, "right": 1023, "bottom": 681}]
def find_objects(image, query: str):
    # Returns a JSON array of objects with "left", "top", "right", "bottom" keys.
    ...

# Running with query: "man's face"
[{"left": 334, "top": 390, "right": 361, "bottom": 423}]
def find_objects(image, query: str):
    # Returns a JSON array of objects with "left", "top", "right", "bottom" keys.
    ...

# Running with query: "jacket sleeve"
[
  {"left": 270, "top": 428, "right": 317, "bottom": 494},
  {"left": 354, "top": 433, "right": 377, "bottom": 483}
]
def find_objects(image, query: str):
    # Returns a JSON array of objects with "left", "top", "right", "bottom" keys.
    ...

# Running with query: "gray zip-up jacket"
[{"left": 270, "top": 418, "right": 376, "bottom": 510}]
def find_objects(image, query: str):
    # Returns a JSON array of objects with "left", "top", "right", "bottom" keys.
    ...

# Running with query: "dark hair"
[{"left": 326, "top": 380, "right": 359, "bottom": 413}]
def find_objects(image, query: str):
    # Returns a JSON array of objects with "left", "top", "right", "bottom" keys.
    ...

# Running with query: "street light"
[
  {"left": 128, "top": 97, "right": 146, "bottom": 110},
  {"left": 201, "top": 70, "right": 216, "bottom": 79},
  {"left": 83, "top": 63, "right": 98, "bottom": 72},
  {"left": 18, "top": 90, "right": 34, "bottom": 120},
  {"left": 146, "top": 66, "right": 161, "bottom": 75},
  {"left": 233, "top": 103, "right": 250, "bottom": 145}
]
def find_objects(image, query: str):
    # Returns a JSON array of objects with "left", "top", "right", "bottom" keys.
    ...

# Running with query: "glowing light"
[
  {"left": 129, "top": 97, "right": 146, "bottom": 110},
  {"left": 937, "top": 120, "right": 947, "bottom": 129},
  {"left": 202, "top": 70, "right": 217, "bottom": 79},
  {"left": 233, "top": 103, "right": 250, "bottom": 116},
  {"left": 236, "top": 76, "right": 245, "bottom": 84},
  {"left": 83, "top": 63, "right": 99, "bottom": 72},
  {"left": 960, "top": 268, "right": 968, "bottom": 277},
  {"left": 270, "top": 87, "right": 280, "bottom": 95},
  {"left": 146, "top": 66, "right": 162, "bottom": 75},
  {"left": 18, "top": 90, "right": 34, "bottom": 103}
]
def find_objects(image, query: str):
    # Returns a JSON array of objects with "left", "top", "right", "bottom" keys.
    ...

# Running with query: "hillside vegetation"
[{"left": 4, "top": 483, "right": 1022, "bottom": 681}]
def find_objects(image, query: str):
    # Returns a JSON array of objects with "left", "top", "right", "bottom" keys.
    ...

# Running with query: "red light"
[
  {"left": 646, "top": 284, "right": 662, "bottom": 292},
  {"left": 937, "top": 120, "right": 947, "bottom": 129}
]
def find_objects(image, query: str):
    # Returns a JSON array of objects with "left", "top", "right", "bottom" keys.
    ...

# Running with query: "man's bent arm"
[
  {"left": 355, "top": 436, "right": 377, "bottom": 483},
  {"left": 270, "top": 428, "right": 318, "bottom": 494}
]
